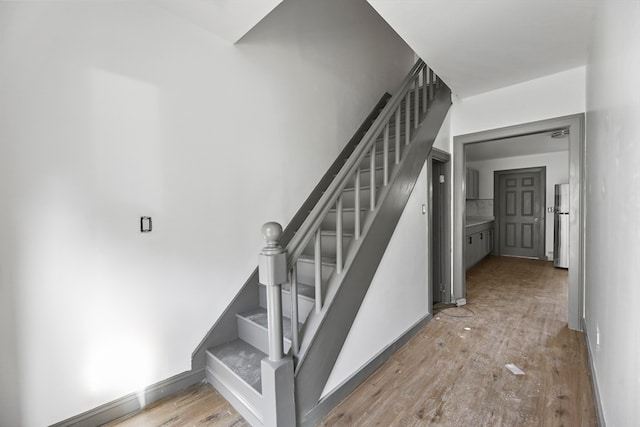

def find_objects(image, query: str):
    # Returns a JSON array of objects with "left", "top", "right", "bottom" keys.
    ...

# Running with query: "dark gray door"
[
  {"left": 431, "top": 159, "right": 445, "bottom": 303},
  {"left": 495, "top": 167, "right": 545, "bottom": 259}
]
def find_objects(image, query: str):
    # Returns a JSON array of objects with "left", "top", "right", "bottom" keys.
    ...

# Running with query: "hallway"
[
  {"left": 320, "top": 256, "right": 596, "bottom": 426},
  {"left": 106, "top": 256, "right": 597, "bottom": 426}
]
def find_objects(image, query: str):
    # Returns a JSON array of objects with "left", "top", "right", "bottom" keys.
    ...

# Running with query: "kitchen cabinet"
[
  {"left": 466, "top": 168, "right": 479, "bottom": 199},
  {"left": 465, "top": 220, "right": 494, "bottom": 270}
]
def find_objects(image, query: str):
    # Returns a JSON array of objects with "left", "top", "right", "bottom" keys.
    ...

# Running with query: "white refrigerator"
[{"left": 553, "top": 184, "right": 570, "bottom": 268}]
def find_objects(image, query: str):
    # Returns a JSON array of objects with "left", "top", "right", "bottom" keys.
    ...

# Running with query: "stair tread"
[
  {"left": 338, "top": 165, "right": 385, "bottom": 175},
  {"left": 298, "top": 254, "right": 338, "bottom": 266},
  {"left": 257, "top": 280, "right": 316, "bottom": 300},
  {"left": 282, "top": 281, "right": 315, "bottom": 299},
  {"left": 208, "top": 338, "right": 265, "bottom": 393},
  {"left": 238, "top": 306, "right": 301, "bottom": 341},
  {"left": 328, "top": 207, "right": 367, "bottom": 213},
  {"left": 342, "top": 184, "right": 375, "bottom": 192}
]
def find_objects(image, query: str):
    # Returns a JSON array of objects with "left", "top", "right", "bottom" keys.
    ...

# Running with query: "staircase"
[{"left": 193, "top": 59, "right": 452, "bottom": 426}]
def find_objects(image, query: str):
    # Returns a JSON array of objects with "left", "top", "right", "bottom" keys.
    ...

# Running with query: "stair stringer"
[{"left": 293, "top": 88, "right": 452, "bottom": 425}]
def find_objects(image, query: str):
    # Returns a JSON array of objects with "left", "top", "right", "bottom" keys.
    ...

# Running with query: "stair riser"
[
  {"left": 340, "top": 187, "right": 379, "bottom": 210},
  {"left": 205, "top": 352, "right": 263, "bottom": 421},
  {"left": 296, "top": 260, "right": 336, "bottom": 287},
  {"left": 259, "top": 286, "right": 315, "bottom": 323},
  {"left": 302, "top": 235, "right": 353, "bottom": 260},
  {"left": 237, "top": 315, "right": 293, "bottom": 356},
  {"left": 322, "top": 210, "right": 366, "bottom": 233},
  {"left": 346, "top": 167, "right": 386, "bottom": 189},
  {"left": 360, "top": 146, "right": 407, "bottom": 170}
]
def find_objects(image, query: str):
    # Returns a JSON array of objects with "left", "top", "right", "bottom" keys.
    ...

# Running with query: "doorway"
[
  {"left": 494, "top": 167, "right": 546, "bottom": 259},
  {"left": 429, "top": 148, "right": 451, "bottom": 305},
  {"left": 453, "top": 114, "right": 585, "bottom": 331}
]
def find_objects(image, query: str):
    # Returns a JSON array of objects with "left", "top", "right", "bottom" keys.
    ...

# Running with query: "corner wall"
[
  {"left": 584, "top": 1, "right": 640, "bottom": 425},
  {"left": 0, "top": 1, "right": 414, "bottom": 425}
]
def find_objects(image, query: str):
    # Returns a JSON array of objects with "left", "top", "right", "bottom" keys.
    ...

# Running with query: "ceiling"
[
  {"left": 148, "top": 0, "right": 596, "bottom": 98},
  {"left": 465, "top": 131, "right": 569, "bottom": 162},
  {"left": 152, "top": 0, "right": 282, "bottom": 43},
  {"left": 366, "top": 0, "right": 596, "bottom": 97}
]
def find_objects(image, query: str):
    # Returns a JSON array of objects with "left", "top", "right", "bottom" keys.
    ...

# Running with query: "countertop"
[{"left": 466, "top": 216, "right": 495, "bottom": 227}]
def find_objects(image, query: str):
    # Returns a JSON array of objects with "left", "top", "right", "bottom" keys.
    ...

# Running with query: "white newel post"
[{"left": 258, "top": 222, "right": 296, "bottom": 427}]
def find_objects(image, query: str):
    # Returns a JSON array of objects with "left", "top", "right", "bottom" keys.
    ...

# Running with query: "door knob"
[{"left": 534, "top": 217, "right": 539, "bottom": 222}]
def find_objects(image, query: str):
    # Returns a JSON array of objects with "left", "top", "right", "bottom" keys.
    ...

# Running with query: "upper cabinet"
[{"left": 466, "top": 167, "right": 479, "bottom": 199}]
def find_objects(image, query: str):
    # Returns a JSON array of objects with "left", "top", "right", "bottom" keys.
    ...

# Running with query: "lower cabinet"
[{"left": 465, "top": 227, "right": 494, "bottom": 270}]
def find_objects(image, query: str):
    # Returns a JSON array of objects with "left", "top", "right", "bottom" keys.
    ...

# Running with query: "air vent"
[{"left": 551, "top": 129, "right": 570, "bottom": 138}]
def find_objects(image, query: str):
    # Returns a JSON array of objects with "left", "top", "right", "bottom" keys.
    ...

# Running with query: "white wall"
[
  {"left": 452, "top": 66, "right": 586, "bottom": 136},
  {"left": 0, "top": 1, "right": 414, "bottom": 425},
  {"left": 584, "top": 1, "right": 640, "bottom": 425},
  {"left": 321, "top": 163, "right": 429, "bottom": 397},
  {"left": 467, "top": 151, "right": 569, "bottom": 259},
  {"left": 432, "top": 109, "right": 452, "bottom": 153}
]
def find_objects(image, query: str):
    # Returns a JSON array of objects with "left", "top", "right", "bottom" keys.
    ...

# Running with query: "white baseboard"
[{"left": 581, "top": 318, "right": 606, "bottom": 427}]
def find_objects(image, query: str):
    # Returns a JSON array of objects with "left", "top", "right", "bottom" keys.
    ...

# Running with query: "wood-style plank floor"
[{"left": 105, "top": 256, "right": 597, "bottom": 426}]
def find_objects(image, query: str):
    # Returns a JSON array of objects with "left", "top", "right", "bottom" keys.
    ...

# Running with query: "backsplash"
[{"left": 466, "top": 199, "right": 494, "bottom": 217}]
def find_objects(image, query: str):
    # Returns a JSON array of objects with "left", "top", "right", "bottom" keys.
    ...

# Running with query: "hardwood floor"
[
  {"left": 102, "top": 383, "right": 249, "bottom": 427},
  {"left": 106, "top": 256, "right": 597, "bottom": 426}
]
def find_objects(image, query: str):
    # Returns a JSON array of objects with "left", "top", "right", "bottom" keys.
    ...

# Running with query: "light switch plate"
[{"left": 140, "top": 216, "right": 152, "bottom": 232}]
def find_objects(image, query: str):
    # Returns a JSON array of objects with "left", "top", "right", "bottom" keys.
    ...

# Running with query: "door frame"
[
  {"left": 494, "top": 166, "right": 546, "bottom": 260},
  {"left": 453, "top": 113, "right": 585, "bottom": 331},
  {"left": 428, "top": 148, "right": 452, "bottom": 304}
]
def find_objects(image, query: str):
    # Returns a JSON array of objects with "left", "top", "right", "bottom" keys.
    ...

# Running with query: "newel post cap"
[
  {"left": 259, "top": 222, "right": 287, "bottom": 286},
  {"left": 261, "top": 222, "right": 283, "bottom": 254}
]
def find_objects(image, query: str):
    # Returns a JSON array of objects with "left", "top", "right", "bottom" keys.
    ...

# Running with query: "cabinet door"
[
  {"left": 487, "top": 228, "right": 494, "bottom": 254},
  {"left": 476, "top": 231, "right": 485, "bottom": 263},
  {"left": 466, "top": 168, "right": 480, "bottom": 199},
  {"left": 465, "top": 235, "right": 474, "bottom": 269}
]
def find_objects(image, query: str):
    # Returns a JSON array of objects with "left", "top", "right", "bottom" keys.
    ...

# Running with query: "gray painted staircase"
[
  {"left": 195, "top": 60, "right": 451, "bottom": 427},
  {"left": 204, "top": 99, "right": 422, "bottom": 423}
]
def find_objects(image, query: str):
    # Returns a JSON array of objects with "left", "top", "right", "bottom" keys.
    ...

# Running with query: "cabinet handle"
[{"left": 468, "top": 237, "right": 472, "bottom": 244}]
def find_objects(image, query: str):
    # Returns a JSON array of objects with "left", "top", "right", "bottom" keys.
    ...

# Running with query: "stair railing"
[{"left": 271, "top": 59, "right": 439, "bottom": 358}]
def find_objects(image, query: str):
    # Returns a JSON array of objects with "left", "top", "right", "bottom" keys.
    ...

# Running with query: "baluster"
[
  {"left": 289, "top": 265, "right": 299, "bottom": 356},
  {"left": 405, "top": 92, "right": 411, "bottom": 146},
  {"left": 354, "top": 168, "right": 361, "bottom": 239},
  {"left": 395, "top": 107, "right": 401, "bottom": 164},
  {"left": 383, "top": 123, "right": 389, "bottom": 186},
  {"left": 429, "top": 68, "right": 435, "bottom": 101},
  {"left": 369, "top": 145, "right": 376, "bottom": 211},
  {"left": 336, "top": 195, "right": 343, "bottom": 274},
  {"left": 423, "top": 66, "right": 428, "bottom": 113},
  {"left": 258, "top": 222, "right": 286, "bottom": 362},
  {"left": 314, "top": 228, "right": 322, "bottom": 313},
  {"left": 414, "top": 76, "right": 419, "bottom": 128}
]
